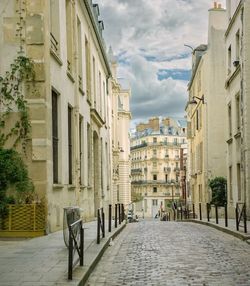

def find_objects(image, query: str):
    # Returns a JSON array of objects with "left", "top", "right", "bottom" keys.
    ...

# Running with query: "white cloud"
[{"left": 95, "top": 0, "right": 226, "bottom": 125}]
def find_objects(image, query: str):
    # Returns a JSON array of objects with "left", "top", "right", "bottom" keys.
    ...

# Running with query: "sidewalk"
[
  {"left": 183, "top": 218, "right": 250, "bottom": 243},
  {"left": 0, "top": 219, "right": 126, "bottom": 286}
]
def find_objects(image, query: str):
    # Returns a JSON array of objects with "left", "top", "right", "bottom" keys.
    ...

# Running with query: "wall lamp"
[{"left": 188, "top": 95, "right": 204, "bottom": 105}]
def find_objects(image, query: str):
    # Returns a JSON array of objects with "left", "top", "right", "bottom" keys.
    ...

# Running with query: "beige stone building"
[
  {"left": 109, "top": 48, "right": 131, "bottom": 210},
  {"left": 0, "top": 0, "right": 130, "bottom": 232},
  {"left": 130, "top": 117, "right": 187, "bottom": 218},
  {"left": 186, "top": 3, "right": 227, "bottom": 215},
  {"left": 225, "top": 0, "right": 250, "bottom": 217}
]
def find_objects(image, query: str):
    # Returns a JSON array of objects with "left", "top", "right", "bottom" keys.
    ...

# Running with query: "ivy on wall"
[{"left": 0, "top": 56, "right": 34, "bottom": 151}]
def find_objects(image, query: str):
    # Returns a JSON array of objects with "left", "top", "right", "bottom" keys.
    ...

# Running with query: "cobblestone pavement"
[{"left": 86, "top": 220, "right": 250, "bottom": 286}]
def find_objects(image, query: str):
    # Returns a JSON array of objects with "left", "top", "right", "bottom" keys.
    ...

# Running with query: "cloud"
[{"left": 95, "top": 0, "right": 226, "bottom": 125}]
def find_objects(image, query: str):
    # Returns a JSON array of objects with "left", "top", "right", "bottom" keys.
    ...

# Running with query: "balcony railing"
[
  {"left": 131, "top": 168, "right": 142, "bottom": 174},
  {"left": 164, "top": 167, "right": 171, "bottom": 172},
  {"left": 130, "top": 142, "right": 147, "bottom": 150}
]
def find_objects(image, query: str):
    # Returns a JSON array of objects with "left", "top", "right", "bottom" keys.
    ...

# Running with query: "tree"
[{"left": 208, "top": 177, "right": 227, "bottom": 206}]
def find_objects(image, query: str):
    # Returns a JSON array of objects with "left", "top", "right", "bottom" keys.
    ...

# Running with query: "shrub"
[{"left": 209, "top": 177, "right": 227, "bottom": 206}]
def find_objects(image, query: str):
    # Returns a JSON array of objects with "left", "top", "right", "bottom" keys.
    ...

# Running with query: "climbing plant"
[
  {"left": 209, "top": 177, "right": 227, "bottom": 206},
  {"left": 0, "top": 55, "right": 35, "bottom": 150},
  {"left": 0, "top": 148, "right": 34, "bottom": 218}
]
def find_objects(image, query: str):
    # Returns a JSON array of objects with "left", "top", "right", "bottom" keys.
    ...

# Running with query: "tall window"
[
  {"left": 85, "top": 37, "right": 91, "bottom": 101},
  {"left": 237, "top": 163, "right": 241, "bottom": 201},
  {"left": 66, "top": 0, "right": 73, "bottom": 73},
  {"left": 153, "top": 137, "right": 157, "bottom": 143},
  {"left": 152, "top": 199, "right": 158, "bottom": 206},
  {"left": 153, "top": 174, "right": 157, "bottom": 181},
  {"left": 79, "top": 116, "right": 83, "bottom": 185},
  {"left": 77, "top": 18, "right": 83, "bottom": 91},
  {"left": 68, "top": 106, "right": 73, "bottom": 184},
  {"left": 87, "top": 123, "right": 91, "bottom": 186},
  {"left": 50, "top": 0, "right": 60, "bottom": 55},
  {"left": 236, "top": 30, "right": 240, "bottom": 61},
  {"left": 229, "top": 166, "right": 232, "bottom": 201},
  {"left": 198, "top": 184, "right": 202, "bottom": 202},
  {"left": 236, "top": 94, "right": 240, "bottom": 132},
  {"left": 52, "top": 90, "right": 59, "bottom": 183},
  {"left": 153, "top": 187, "right": 157, "bottom": 193},
  {"left": 227, "top": 45, "right": 231, "bottom": 75},
  {"left": 92, "top": 56, "right": 96, "bottom": 107},
  {"left": 228, "top": 104, "right": 232, "bottom": 137}
]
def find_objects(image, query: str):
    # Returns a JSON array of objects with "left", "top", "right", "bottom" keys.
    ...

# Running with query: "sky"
[{"left": 95, "top": 0, "right": 226, "bottom": 127}]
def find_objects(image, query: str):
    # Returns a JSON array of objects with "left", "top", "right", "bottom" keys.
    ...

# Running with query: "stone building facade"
[
  {"left": 0, "top": 0, "right": 130, "bottom": 232},
  {"left": 185, "top": 3, "right": 227, "bottom": 216},
  {"left": 225, "top": 0, "right": 250, "bottom": 217},
  {"left": 130, "top": 117, "right": 187, "bottom": 218}
]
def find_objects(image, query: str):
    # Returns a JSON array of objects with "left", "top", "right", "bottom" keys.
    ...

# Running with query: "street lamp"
[{"left": 188, "top": 95, "right": 205, "bottom": 105}]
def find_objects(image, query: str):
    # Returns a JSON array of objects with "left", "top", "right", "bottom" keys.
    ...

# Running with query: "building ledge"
[
  {"left": 226, "top": 137, "right": 233, "bottom": 144},
  {"left": 91, "top": 108, "right": 105, "bottom": 127},
  {"left": 234, "top": 131, "right": 241, "bottom": 139},
  {"left": 225, "top": 65, "right": 240, "bottom": 88}
]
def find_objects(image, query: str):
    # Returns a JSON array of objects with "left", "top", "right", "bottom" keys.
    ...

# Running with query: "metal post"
[
  {"left": 243, "top": 204, "right": 247, "bottom": 233},
  {"left": 80, "top": 223, "right": 84, "bottom": 266},
  {"left": 235, "top": 204, "right": 239, "bottom": 231},
  {"left": 102, "top": 209, "right": 105, "bottom": 238},
  {"left": 108, "top": 204, "right": 112, "bottom": 232},
  {"left": 68, "top": 226, "right": 73, "bottom": 280},
  {"left": 215, "top": 205, "right": 218, "bottom": 224},
  {"left": 97, "top": 209, "right": 100, "bottom": 244},
  {"left": 180, "top": 205, "right": 183, "bottom": 220},
  {"left": 199, "top": 203, "right": 202, "bottom": 221},
  {"left": 193, "top": 204, "right": 195, "bottom": 219},
  {"left": 118, "top": 204, "right": 121, "bottom": 224},
  {"left": 115, "top": 204, "right": 117, "bottom": 228},
  {"left": 207, "top": 203, "right": 210, "bottom": 222},
  {"left": 122, "top": 204, "right": 124, "bottom": 221},
  {"left": 187, "top": 205, "right": 189, "bottom": 219},
  {"left": 224, "top": 203, "right": 228, "bottom": 227}
]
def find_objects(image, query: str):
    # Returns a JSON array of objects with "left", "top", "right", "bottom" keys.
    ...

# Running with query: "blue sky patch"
[{"left": 157, "top": 69, "right": 191, "bottom": 81}]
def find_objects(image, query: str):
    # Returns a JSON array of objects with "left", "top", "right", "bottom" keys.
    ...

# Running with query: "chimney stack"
[{"left": 214, "top": 1, "right": 217, "bottom": 8}]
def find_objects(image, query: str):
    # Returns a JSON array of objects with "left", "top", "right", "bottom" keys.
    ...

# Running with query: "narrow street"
[{"left": 86, "top": 220, "right": 250, "bottom": 286}]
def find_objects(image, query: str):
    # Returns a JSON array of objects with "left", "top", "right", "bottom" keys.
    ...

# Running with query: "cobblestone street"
[{"left": 86, "top": 220, "right": 250, "bottom": 286}]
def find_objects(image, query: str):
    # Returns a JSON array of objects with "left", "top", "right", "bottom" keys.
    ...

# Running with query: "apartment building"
[
  {"left": 0, "top": 0, "right": 130, "bottom": 232},
  {"left": 185, "top": 3, "right": 227, "bottom": 215},
  {"left": 225, "top": 0, "right": 250, "bottom": 217},
  {"left": 130, "top": 117, "right": 187, "bottom": 218}
]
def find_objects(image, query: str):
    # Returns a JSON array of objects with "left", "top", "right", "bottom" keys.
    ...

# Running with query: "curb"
[
  {"left": 180, "top": 219, "right": 250, "bottom": 242},
  {"left": 78, "top": 222, "right": 126, "bottom": 286}
]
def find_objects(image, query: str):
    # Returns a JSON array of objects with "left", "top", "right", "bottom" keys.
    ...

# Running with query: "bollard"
[
  {"left": 102, "top": 208, "right": 105, "bottom": 238},
  {"left": 215, "top": 205, "right": 218, "bottom": 224},
  {"left": 108, "top": 204, "right": 112, "bottom": 232},
  {"left": 180, "top": 206, "right": 183, "bottom": 220},
  {"left": 207, "top": 203, "right": 210, "bottom": 222},
  {"left": 115, "top": 204, "right": 118, "bottom": 228},
  {"left": 199, "top": 203, "right": 202, "bottom": 221},
  {"left": 97, "top": 208, "right": 100, "bottom": 244},
  {"left": 121, "top": 204, "right": 124, "bottom": 221},
  {"left": 80, "top": 224, "right": 84, "bottom": 266},
  {"left": 235, "top": 205, "right": 239, "bottom": 231},
  {"left": 118, "top": 204, "right": 121, "bottom": 224},
  {"left": 224, "top": 203, "right": 228, "bottom": 227},
  {"left": 243, "top": 205, "right": 247, "bottom": 233},
  {"left": 193, "top": 204, "right": 195, "bottom": 219},
  {"left": 187, "top": 205, "right": 189, "bottom": 219}
]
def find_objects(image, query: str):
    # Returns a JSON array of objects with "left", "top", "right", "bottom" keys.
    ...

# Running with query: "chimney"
[
  {"left": 214, "top": 2, "right": 217, "bottom": 8},
  {"left": 218, "top": 3, "right": 222, "bottom": 9}
]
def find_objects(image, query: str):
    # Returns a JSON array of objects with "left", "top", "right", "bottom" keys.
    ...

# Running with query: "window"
[
  {"left": 52, "top": 90, "right": 59, "bottom": 183},
  {"left": 153, "top": 137, "right": 157, "bottom": 143},
  {"left": 165, "top": 174, "right": 168, "bottom": 182},
  {"left": 85, "top": 37, "right": 91, "bottom": 101},
  {"left": 92, "top": 57, "right": 96, "bottom": 107},
  {"left": 153, "top": 187, "right": 157, "bottom": 193},
  {"left": 236, "top": 30, "right": 240, "bottom": 61},
  {"left": 227, "top": 45, "right": 231, "bottom": 74},
  {"left": 87, "top": 123, "right": 91, "bottom": 186},
  {"left": 68, "top": 106, "right": 73, "bottom": 184},
  {"left": 229, "top": 166, "right": 232, "bottom": 201},
  {"left": 174, "top": 138, "right": 178, "bottom": 145},
  {"left": 236, "top": 94, "right": 240, "bottom": 132},
  {"left": 152, "top": 199, "right": 158, "bottom": 206},
  {"left": 228, "top": 104, "right": 232, "bottom": 137},
  {"left": 153, "top": 162, "right": 157, "bottom": 168},
  {"left": 77, "top": 18, "right": 83, "bottom": 91},
  {"left": 198, "top": 184, "right": 202, "bottom": 202},
  {"left": 153, "top": 174, "right": 157, "bottom": 181},
  {"left": 50, "top": 0, "right": 60, "bottom": 55},
  {"left": 79, "top": 116, "right": 83, "bottom": 185},
  {"left": 153, "top": 149, "right": 157, "bottom": 157},
  {"left": 66, "top": 0, "right": 73, "bottom": 73},
  {"left": 237, "top": 163, "right": 241, "bottom": 201}
]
